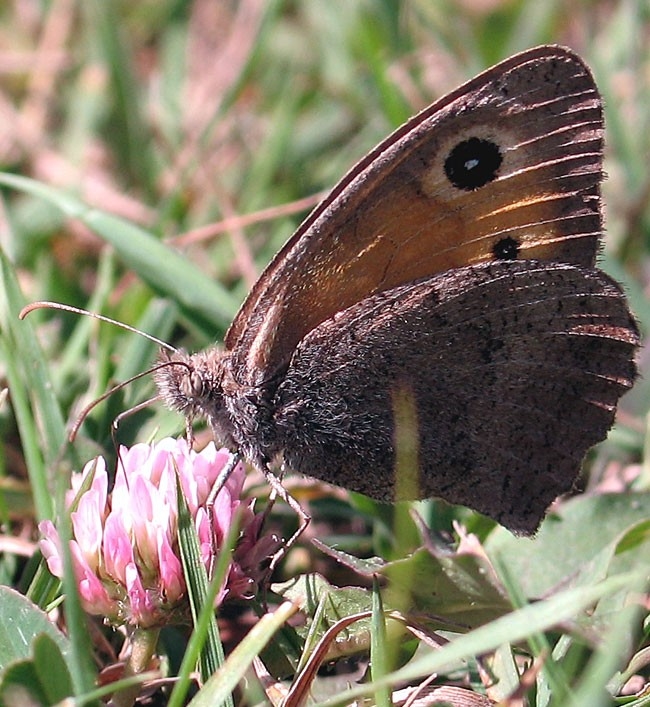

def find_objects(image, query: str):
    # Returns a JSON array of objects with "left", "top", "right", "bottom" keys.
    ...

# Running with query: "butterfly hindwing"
[{"left": 270, "top": 261, "right": 638, "bottom": 532}]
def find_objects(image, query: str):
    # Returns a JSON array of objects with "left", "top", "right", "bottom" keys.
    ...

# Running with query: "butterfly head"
[{"left": 154, "top": 348, "right": 236, "bottom": 445}]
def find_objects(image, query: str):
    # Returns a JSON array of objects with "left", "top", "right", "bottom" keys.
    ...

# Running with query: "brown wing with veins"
[
  {"left": 225, "top": 46, "right": 604, "bottom": 387},
  {"left": 268, "top": 260, "right": 638, "bottom": 533}
]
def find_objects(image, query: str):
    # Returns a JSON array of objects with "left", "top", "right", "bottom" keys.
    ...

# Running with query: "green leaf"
[
  {"left": 275, "top": 573, "right": 374, "bottom": 662},
  {"left": 32, "top": 633, "right": 75, "bottom": 704},
  {"left": 174, "top": 474, "right": 227, "bottom": 688},
  {"left": 486, "top": 492, "right": 650, "bottom": 598},
  {"left": 311, "top": 570, "right": 643, "bottom": 707},
  {"left": 0, "top": 660, "right": 50, "bottom": 706},
  {"left": 0, "top": 245, "right": 69, "bottom": 521},
  {"left": 0, "top": 586, "right": 71, "bottom": 668},
  {"left": 370, "top": 577, "right": 390, "bottom": 707}
]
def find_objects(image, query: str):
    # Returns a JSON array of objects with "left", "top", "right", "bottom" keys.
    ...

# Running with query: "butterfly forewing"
[{"left": 226, "top": 46, "right": 604, "bottom": 387}]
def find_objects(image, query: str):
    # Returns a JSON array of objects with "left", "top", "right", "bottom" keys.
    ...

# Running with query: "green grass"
[{"left": 1, "top": 1, "right": 649, "bottom": 705}]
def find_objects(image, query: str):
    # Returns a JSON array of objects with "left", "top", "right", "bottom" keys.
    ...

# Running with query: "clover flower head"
[{"left": 40, "top": 438, "right": 281, "bottom": 628}]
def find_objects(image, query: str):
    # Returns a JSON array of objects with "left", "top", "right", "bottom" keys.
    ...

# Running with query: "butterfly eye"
[
  {"left": 444, "top": 137, "right": 502, "bottom": 190},
  {"left": 190, "top": 371, "right": 205, "bottom": 397}
]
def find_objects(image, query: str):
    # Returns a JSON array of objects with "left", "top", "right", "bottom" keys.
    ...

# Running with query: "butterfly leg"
[
  {"left": 204, "top": 450, "right": 242, "bottom": 576},
  {"left": 257, "top": 462, "right": 311, "bottom": 574}
]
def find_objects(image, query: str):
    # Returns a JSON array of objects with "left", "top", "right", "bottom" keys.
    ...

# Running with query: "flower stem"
[{"left": 110, "top": 627, "right": 161, "bottom": 707}]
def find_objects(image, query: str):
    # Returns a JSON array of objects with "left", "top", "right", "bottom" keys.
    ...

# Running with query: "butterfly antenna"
[
  {"left": 67, "top": 358, "right": 193, "bottom": 442},
  {"left": 19, "top": 300, "right": 189, "bottom": 440},
  {"left": 19, "top": 301, "right": 178, "bottom": 353}
]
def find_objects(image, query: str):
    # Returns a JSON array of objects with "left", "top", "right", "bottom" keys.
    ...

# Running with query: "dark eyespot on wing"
[
  {"left": 444, "top": 137, "right": 503, "bottom": 190},
  {"left": 493, "top": 236, "right": 520, "bottom": 260}
]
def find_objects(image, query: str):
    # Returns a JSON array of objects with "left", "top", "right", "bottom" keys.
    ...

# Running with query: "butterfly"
[{"left": 154, "top": 45, "right": 639, "bottom": 534}]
